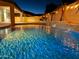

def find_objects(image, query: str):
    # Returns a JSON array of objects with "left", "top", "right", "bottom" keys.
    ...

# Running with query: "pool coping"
[{"left": 0, "top": 23, "right": 11, "bottom": 29}]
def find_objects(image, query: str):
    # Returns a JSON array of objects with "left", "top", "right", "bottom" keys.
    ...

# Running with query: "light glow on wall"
[
  {"left": 66, "top": 6, "right": 70, "bottom": 10},
  {"left": 74, "top": 4, "right": 79, "bottom": 8},
  {"left": 70, "top": 6, "right": 74, "bottom": 9}
]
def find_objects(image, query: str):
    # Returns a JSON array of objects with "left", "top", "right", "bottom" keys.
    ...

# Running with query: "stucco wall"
[
  {"left": 15, "top": 16, "right": 42, "bottom": 23},
  {"left": 53, "top": 2, "right": 79, "bottom": 25}
]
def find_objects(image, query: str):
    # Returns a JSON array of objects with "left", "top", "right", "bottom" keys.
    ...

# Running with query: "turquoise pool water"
[{"left": 0, "top": 29, "right": 79, "bottom": 59}]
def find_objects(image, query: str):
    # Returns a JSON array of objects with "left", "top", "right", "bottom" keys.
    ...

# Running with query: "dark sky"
[{"left": 13, "top": 0, "right": 61, "bottom": 14}]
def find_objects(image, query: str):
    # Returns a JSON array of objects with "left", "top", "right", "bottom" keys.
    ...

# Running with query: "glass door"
[{"left": 0, "top": 6, "right": 11, "bottom": 23}]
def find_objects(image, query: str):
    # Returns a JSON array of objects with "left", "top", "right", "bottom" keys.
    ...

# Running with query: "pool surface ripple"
[{"left": 0, "top": 29, "right": 79, "bottom": 59}]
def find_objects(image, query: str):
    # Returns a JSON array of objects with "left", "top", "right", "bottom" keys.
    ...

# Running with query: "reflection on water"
[
  {"left": 0, "top": 29, "right": 57, "bottom": 59},
  {"left": 0, "top": 28, "right": 11, "bottom": 41},
  {"left": 52, "top": 22, "right": 79, "bottom": 51},
  {"left": 0, "top": 27, "right": 79, "bottom": 59},
  {"left": 54, "top": 26, "right": 79, "bottom": 47}
]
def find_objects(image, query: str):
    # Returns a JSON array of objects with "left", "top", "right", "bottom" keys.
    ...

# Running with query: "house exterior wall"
[
  {"left": 52, "top": 2, "right": 79, "bottom": 25},
  {"left": 15, "top": 16, "right": 42, "bottom": 23},
  {"left": 0, "top": 1, "right": 15, "bottom": 29}
]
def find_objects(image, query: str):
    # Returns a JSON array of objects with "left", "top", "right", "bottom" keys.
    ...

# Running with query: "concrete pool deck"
[
  {"left": 0, "top": 23, "right": 10, "bottom": 29},
  {"left": 0, "top": 22, "right": 46, "bottom": 29}
]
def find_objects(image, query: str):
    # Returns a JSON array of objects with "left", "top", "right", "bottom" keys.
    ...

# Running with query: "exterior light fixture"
[
  {"left": 66, "top": 6, "right": 70, "bottom": 10},
  {"left": 71, "top": 6, "right": 74, "bottom": 9},
  {"left": 74, "top": 4, "right": 79, "bottom": 8}
]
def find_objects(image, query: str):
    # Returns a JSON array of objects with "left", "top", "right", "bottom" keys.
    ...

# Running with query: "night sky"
[{"left": 13, "top": 0, "right": 61, "bottom": 14}]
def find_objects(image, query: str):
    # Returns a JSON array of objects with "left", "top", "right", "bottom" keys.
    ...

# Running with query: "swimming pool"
[{"left": 0, "top": 28, "right": 79, "bottom": 59}]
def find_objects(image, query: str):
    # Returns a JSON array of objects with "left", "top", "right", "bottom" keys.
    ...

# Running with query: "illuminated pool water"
[{"left": 0, "top": 29, "right": 79, "bottom": 59}]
